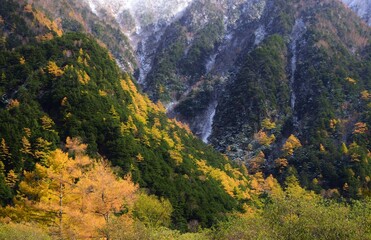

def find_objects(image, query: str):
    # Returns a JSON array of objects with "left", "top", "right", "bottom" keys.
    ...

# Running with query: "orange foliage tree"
[
  {"left": 6, "top": 139, "right": 137, "bottom": 239},
  {"left": 282, "top": 135, "right": 302, "bottom": 156}
]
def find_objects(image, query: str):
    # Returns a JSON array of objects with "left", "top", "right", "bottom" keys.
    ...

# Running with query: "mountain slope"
[
  {"left": 12, "top": 0, "right": 370, "bottom": 198},
  {"left": 209, "top": 0, "right": 371, "bottom": 197},
  {"left": 0, "top": 0, "right": 371, "bottom": 237},
  {"left": 85, "top": 0, "right": 371, "bottom": 198},
  {"left": 0, "top": 0, "right": 263, "bottom": 230},
  {"left": 26, "top": 0, "right": 137, "bottom": 72}
]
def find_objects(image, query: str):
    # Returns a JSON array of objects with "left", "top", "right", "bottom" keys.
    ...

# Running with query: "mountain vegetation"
[
  {"left": 0, "top": 0, "right": 370, "bottom": 238},
  {"left": 0, "top": 0, "right": 252, "bottom": 231},
  {"left": 211, "top": 0, "right": 371, "bottom": 200},
  {"left": 25, "top": 0, "right": 137, "bottom": 72}
]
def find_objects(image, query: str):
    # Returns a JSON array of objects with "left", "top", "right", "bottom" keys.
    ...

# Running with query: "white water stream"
[{"left": 201, "top": 100, "right": 218, "bottom": 143}]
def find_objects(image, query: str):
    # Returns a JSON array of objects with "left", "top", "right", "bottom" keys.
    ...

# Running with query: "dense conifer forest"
[{"left": 0, "top": 0, "right": 370, "bottom": 239}]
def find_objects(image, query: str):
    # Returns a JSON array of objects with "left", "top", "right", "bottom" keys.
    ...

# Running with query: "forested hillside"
[
  {"left": 15, "top": 0, "right": 369, "bottom": 200},
  {"left": 0, "top": 0, "right": 257, "bottom": 231},
  {"left": 104, "top": 0, "right": 371, "bottom": 199},
  {"left": 23, "top": 0, "right": 137, "bottom": 72},
  {"left": 211, "top": 0, "right": 371, "bottom": 199},
  {"left": 0, "top": 0, "right": 370, "bottom": 239}
]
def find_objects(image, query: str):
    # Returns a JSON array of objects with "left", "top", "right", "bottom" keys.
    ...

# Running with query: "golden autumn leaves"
[
  {"left": 46, "top": 48, "right": 92, "bottom": 83},
  {"left": 0, "top": 135, "right": 185, "bottom": 238},
  {"left": 282, "top": 134, "right": 302, "bottom": 156},
  {"left": 246, "top": 117, "right": 302, "bottom": 174},
  {"left": 46, "top": 61, "right": 64, "bottom": 77},
  {"left": 24, "top": 4, "right": 63, "bottom": 41},
  {"left": 1, "top": 138, "right": 138, "bottom": 239}
]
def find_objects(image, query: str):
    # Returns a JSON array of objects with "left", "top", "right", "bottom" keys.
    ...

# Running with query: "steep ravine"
[
  {"left": 82, "top": 0, "right": 371, "bottom": 146},
  {"left": 289, "top": 18, "right": 307, "bottom": 128},
  {"left": 81, "top": 0, "right": 371, "bottom": 197}
]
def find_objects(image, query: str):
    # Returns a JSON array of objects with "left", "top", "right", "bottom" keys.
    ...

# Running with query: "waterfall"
[
  {"left": 201, "top": 100, "right": 218, "bottom": 143},
  {"left": 254, "top": 25, "right": 266, "bottom": 45},
  {"left": 205, "top": 54, "right": 217, "bottom": 74}
]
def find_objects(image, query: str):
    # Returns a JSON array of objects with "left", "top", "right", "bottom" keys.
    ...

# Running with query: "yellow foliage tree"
[
  {"left": 341, "top": 142, "right": 349, "bottom": 155},
  {"left": 329, "top": 119, "right": 340, "bottom": 129},
  {"left": 169, "top": 150, "right": 183, "bottom": 165},
  {"left": 136, "top": 153, "right": 144, "bottom": 162},
  {"left": 150, "top": 126, "right": 162, "bottom": 144},
  {"left": 99, "top": 90, "right": 108, "bottom": 96},
  {"left": 348, "top": 142, "right": 362, "bottom": 162},
  {"left": 261, "top": 118, "right": 276, "bottom": 130},
  {"left": 345, "top": 77, "right": 357, "bottom": 84},
  {"left": 47, "top": 61, "right": 64, "bottom": 77},
  {"left": 248, "top": 173, "right": 283, "bottom": 199},
  {"left": 109, "top": 105, "right": 120, "bottom": 120},
  {"left": 121, "top": 116, "right": 138, "bottom": 135},
  {"left": 40, "top": 115, "right": 55, "bottom": 131},
  {"left": 33, "top": 10, "right": 63, "bottom": 37},
  {"left": 164, "top": 135, "right": 176, "bottom": 149},
  {"left": 77, "top": 69, "right": 90, "bottom": 84},
  {"left": 24, "top": 128, "right": 32, "bottom": 137},
  {"left": 196, "top": 160, "right": 251, "bottom": 200},
  {"left": 263, "top": 174, "right": 283, "bottom": 197},
  {"left": 5, "top": 170, "right": 18, "bottom": 188},
  {"left": 360, "top": 90, "right": 370, "bottom": 100},
  {"left": 79, "top": 161, "right": 138, "bottom": 222},
  {"left": 320, "top": 144, "right": 326, "bottom": 152},
  {"left": 133, "top": 193, "right": 173, "bottom": 227},
  {"left": 248, "top": 151, "right": 266, "bottom": 173},
  {"left": 34, "top": 137, "right": 52, "bottom": 161},
  {"left": 274, "top": 158, "right": 288, "bottom": 173},
  {"left": 353, "top": 122, "right": 368, "bottom": 134},
  {"left": 7, "top": 99, "right": 20, "bottom": 109},
  {"left": 282, "top": 135, "right": 302, "bottom": 156},
  {"left": 19, "top": 57, "right": 26, "bottom": 65},
  {"left": 0, "top": 138, "right": 11, "bottom": 163},
  {"left": 254, "top": 130, "right": 275, "bottom": 146},
  {"left": 20, "top": 137, "right": 32, "bottom": 155},
  {"left": 65, "top": 137, "right": 87, "bottom": 155},
  {"left": 9, "top": 146, "right": 137, "bottom": 239}
]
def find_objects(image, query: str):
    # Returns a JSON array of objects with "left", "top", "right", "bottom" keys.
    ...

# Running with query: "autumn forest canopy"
[{"left": 0, "top": 0, "right": 370, "bottom": 239}]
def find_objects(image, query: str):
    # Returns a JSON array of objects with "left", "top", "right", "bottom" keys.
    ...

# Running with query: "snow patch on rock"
[
  {"left": 242, "top": 0, "right": 267, "bottom": 20},
  {"left": 85, "top": 0, "right": 193, "bottom": 33},
  {"left": 342, "top": 0, "right": 371, "bottom": 25}
]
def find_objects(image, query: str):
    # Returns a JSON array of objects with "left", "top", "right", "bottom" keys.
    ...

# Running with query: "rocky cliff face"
[
  {"left": 82, "top": 0, "right": 370, "bottom": 139},
  {"left": 84, "top": 0, "right": 371, "bottom": 196},
  {"left": 133, "top": 0, "right": 271, "bottom": 141},
  {"left": 342, "top": 0, "right": 371, "bottom": 25}
]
